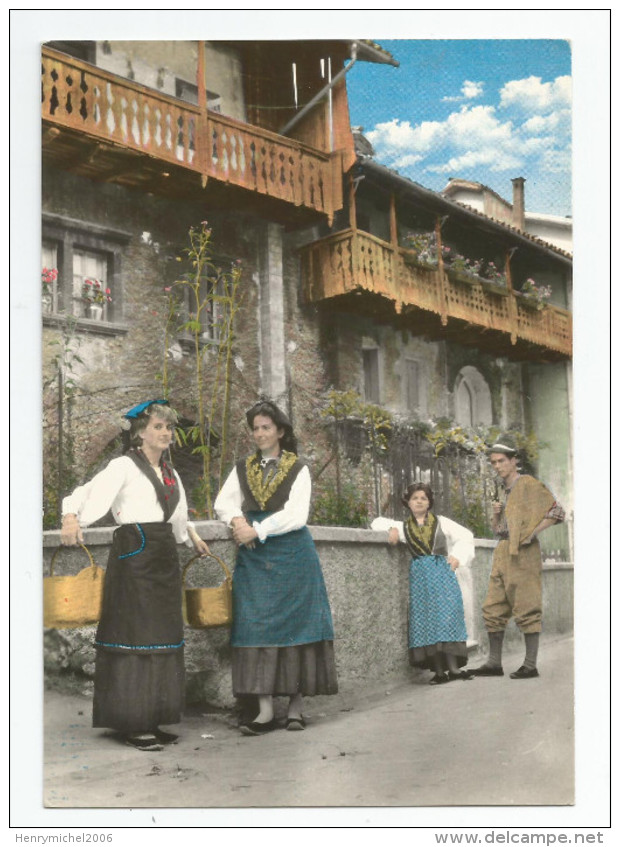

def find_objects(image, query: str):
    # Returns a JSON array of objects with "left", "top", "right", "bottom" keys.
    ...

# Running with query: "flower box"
[
  {"left": 516, "top": 293, "right": 545, "bottom": 311},
  {"left": 446, "top": 267, "right": 481, "bottom": 286},
  {"left": 480, "top": 279, "right": 509, "bottom": 296},
  {"left": 402, "top": 251, "right": 437, "bottom": 271}
]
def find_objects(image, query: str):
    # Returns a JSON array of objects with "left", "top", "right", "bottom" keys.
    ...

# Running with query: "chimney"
[{"left": 511, "top": 177, "right": 526, "bottom": 231}]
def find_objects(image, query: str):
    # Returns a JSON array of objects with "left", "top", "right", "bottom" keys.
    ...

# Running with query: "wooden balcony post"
[
  {"left": 348, "top": 172, "right": 357, "bottom": 231},
  {"left": 389, "top": 192, "right": 398, "bottom": 247},
  {"left": 505, "top": 247, "right": 517, "bottom": 345},
  {"left": 196, "top": 40, "right": 209, "bottom": 188},
  {"left": 389, "top": 192, "right": 400, "bottom": 308},
  {"left": 435, "top": 216, "right": 448, "bottom": 326}
]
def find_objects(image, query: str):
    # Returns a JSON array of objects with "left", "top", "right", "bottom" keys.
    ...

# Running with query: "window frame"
[
  {"left": 42, "top": 213, "right": 130, "bottom": 334},
  {"left": 362, "top": 346, "right": 381, "bottom": 405},
  {"left": 403, "top": 357, "right": 420, "bottom": 413}
]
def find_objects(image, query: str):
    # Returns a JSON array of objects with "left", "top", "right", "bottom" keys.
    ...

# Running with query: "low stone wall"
[{"left": 42, "top": 523, "right": 574, "bottom": 707}]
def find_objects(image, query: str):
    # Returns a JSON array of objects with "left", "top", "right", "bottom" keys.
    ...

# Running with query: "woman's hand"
[
  {"left": 388, "top": 527, "right": 400, "bottom": 546},
  {"left": 61, "top": 514, "right": 83, "bottom": 547},
  {"left": 447, "top": 555, "right": 460, "bottom": 571},
  {"left": 232, "top": 522, "right": 259, "bottom": 547},
  {"left": 192, "top": 536, "right": 211, "bottom": 557}
]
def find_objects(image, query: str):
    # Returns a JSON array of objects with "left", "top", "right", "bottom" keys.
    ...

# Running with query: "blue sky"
[{"left": 346, "top": 40, "right": 572, "bottom": 217}]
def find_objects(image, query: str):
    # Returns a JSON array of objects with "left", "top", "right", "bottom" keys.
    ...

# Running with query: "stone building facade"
[{"left": 42, "top": 38, "right": 572, "bottom": 557}]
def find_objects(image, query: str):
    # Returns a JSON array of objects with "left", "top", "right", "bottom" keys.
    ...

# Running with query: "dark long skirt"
[
  {"left": 93, "top": 522, "right": 185, "bottom": 732},
  {"left": 232, "top": 641, "right": 338, "bottom": 697}
]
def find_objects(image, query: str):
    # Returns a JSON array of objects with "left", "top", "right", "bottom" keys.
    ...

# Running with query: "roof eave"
[
  {"left": 350, "top": 40, "right": 399, "bottom": 67},
  {"left": 357, "top": 158, "right": 572, "bottom": 266}
]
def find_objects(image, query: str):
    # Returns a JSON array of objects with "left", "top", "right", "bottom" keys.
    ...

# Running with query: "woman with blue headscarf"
[
  {"left": 60, "top": 399, "right": 210, "bottom": 751},
  {"left": 214, "top": 399, "right": 338, "bottom": 735}
]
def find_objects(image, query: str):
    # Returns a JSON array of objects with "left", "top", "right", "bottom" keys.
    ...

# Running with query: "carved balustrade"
[
  {"left": 300, "top": 229, "right": 572, "bottom": 359},
  {"left": 41, "top": 47, "right": 341, "bottom": 219}
]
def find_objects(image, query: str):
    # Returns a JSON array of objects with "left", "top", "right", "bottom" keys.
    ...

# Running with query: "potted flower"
[
  {"left": 481, "top": 261, "right": 508, "bottom": 291},
  {"left": 82, "top": 278, "right": 112, "bottom": 319},
  {"left": 518, "top": 278, "right": 552, "bottom": 310},
  {"left": 446, "top": 253, "right": 482, "bottom": 285},
  {"left": 42, "top": 267, "right": 58, "bottom": 313},
  {"left": 403, "top": 232, "right": 450, "bottom": 270}
]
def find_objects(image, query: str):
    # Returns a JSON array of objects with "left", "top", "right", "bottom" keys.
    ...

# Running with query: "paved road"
[{"left": 43, "top": 635, "right": 573, "bottom": 809}]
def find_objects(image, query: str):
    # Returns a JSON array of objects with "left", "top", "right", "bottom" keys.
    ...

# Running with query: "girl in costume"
[
  {"left": 214, "top": 399, "right": 337, "bottom": 734},
  {"left": 372, "top": 482, "right": 475, "bottom": 685},
  {"left": 60, "top": 399, "right": 210, "bottom": 750}
]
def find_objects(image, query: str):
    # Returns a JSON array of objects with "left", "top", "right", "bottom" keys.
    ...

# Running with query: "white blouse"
[
  {"left": 214, "top": 464, "right": 312, "bottom": 542},
  {"left": 62, "top": 455, "right": 195, "bottom": 546},
  {"left": 371, "top": 513, "right": 477, "bottom": 645},
  {"left": 371, "top": 514, "right": 475, "bottom": 568}
]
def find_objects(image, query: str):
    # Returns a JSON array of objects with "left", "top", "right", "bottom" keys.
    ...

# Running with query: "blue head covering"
[{"left": 120, "top": 399, "right": 170, "bottom": 432}]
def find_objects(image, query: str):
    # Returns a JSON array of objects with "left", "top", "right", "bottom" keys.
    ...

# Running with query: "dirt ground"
[{"left": 41, "top": 635, "right": 574, "bottom": 810}]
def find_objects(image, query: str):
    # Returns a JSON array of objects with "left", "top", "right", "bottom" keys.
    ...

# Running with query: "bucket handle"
[
  {"left": 48, "top": 543, "right": 96, "bottom": 577},
  {"left": 182, "top": 551, "right": 232, "bottom": 587}
]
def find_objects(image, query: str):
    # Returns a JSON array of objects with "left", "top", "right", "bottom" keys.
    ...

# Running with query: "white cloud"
[
  {"left": 428, "top": 148, "right": 523, "bottom": 174},
  {"left": 499, "top": 75, "right": 572, "bottom": 112},
  {"left": 365, "top": 75, "right": 571, "bottom": 212},
  {"left": 367, "top": 117, "right": 445, "bottom": 156},
  {"left": 392, "top": 153, "right": 424, "bottom": 169},
  {"left": 368, "top": 105, "right": 516, "bottom": 162},
  {"left": 522, "top": 108, "right": 571, "bottom": 136},
  {"left": 442, "top": 79, "right": 484, "bottom": 103},
  {"left": 462, "top": 80, "right": 484, "bottom": 99}
]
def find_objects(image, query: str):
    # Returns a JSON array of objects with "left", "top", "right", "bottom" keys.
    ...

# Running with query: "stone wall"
[{"left": 42, "top": 523, "right": 574, "bottom": 707}]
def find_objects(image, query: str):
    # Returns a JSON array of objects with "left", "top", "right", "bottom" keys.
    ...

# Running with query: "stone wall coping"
[
  {"left": 44, "top": 521, "right": 499, "bottom": 547},
  {"left": 41, "top": 522, "right": 573, "bottom": 571}
]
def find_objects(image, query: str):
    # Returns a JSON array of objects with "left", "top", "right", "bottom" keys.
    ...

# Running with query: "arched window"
[{"left": 454, "top": 366, "right": 492, "bottom": 427}]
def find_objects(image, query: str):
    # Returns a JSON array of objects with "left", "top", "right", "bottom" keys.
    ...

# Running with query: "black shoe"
[
  {"left": 448, "top": 670, "right": 474, "bottom": 681},
  {"left": 239, "top": 718, "right": 278, "bottom": 736},
  {"left": 470, "top": 663, "right": 504, "bottom": 677},
  {"left": 510, "top": 665, "right": 539, "bottom": 679},
  {"left": 125, "top": 734, "right": 164, "bottom": 752},
  {"left": 154, "top": 728, "right": 179, "bottom": 744},
  {"left": 429, "top": 672, "right": 449, "bottom": 685},
  {"left": 285, "top": 717, "right": 306, "bottom": 731}
]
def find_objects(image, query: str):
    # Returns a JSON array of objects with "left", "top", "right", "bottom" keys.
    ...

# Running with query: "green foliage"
[
  {"left": 162, "top": 222, "right": 243, "bottom": 517},
  {"left": 449, "top": 475, "right": 493, "bottom": 539},
  {"left": 311, "top": 481, "right": 369, "bottom": 528},
  {"left": 360, "top": 401, "right": 392, "bottom": 458},
  {"left": 43, "top": 316, "right": 84, "bottom": 528},
  {"left": 314, "top": 392, "right": 543, "bottom": 533},
  {"left": 320, "top": 388, "right": 363, "bottom": 421}
]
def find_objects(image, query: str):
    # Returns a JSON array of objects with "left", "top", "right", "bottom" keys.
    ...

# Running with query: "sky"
[{"left": 346, "top": 39, "right": 572, "bottom": 218}]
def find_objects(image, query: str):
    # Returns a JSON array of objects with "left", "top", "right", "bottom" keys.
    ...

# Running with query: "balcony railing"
[
  {"left": 300, "top": 229, "right": 572, "bottom": 360},
  {"left": 41, "top": 47, "right": 342, "bottom": 220}
]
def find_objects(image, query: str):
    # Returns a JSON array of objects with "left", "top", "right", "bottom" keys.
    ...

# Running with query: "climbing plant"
[{"left": 165, "top": 221, "right": 244, "bottom": 518}]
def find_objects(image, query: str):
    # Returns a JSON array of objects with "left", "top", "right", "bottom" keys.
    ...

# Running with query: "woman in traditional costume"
[
  {"left": 371, "top": 482, "right": 475, "bottom": 685},
  {"left": 214, "top": 399, "right": 337, "bottom": 734},
  {"left": 60, "top": 399, "right": 210, "bottom": 750}
]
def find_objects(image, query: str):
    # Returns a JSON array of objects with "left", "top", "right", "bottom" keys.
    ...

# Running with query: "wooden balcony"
[
  {"left": 41, "top": 47, "right": 342, "bottom": 223},
  {"left": 300, "top": 229, "right": 572, "bottom": 361}
]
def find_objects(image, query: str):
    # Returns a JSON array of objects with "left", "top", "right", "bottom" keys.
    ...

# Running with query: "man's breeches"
[{"left": 482, "top": 540, "right": 543, "bottom": 633}]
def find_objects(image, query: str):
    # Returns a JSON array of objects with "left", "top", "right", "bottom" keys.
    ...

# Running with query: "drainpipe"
[{"left": 279, "top": 43, "right": 358, "bottom": 137}]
